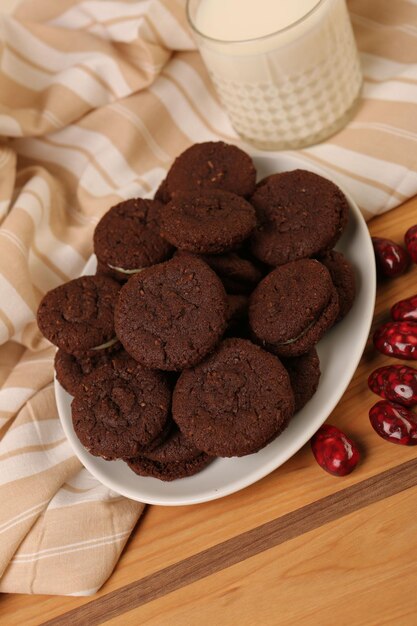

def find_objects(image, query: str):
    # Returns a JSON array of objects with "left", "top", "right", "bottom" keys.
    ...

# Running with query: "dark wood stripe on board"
[{"left": 43, "top": 458, "right": 417, "bottom": 626}]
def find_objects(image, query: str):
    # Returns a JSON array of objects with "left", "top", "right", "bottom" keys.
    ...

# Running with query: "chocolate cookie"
[
  {"left": 127, "top": 426, "right": 213, "bottom": 481},
  {"left": 55, "top": 347, "right": 120, "bottom": 396},
  {"left": 95, "top": 259, "right": 124, "bottom": 284},
  {"left": 318, "top": 250, "right": 356, "bottom": 322},
  {"left": 37, "top": 275, "right": 120, "bottom": 355},
  {"left": 154, "top": 177, "right": 170, "bottom": 204},
  {"left": 115, "top": 255, "right": 228, "bottom": 371},
  {"left": 250, "top": 170, "right": 349, "bottom": 266},
  {"left": 282, "top": 349, "right": 321, "bottom": 412},
  {"left": 202, "top": 252, "right": 263, "bottom": 294},
  {"left": 93, "top": 198, "right": 173, "bottom": 282},
  {"left": 160, "top": 190, "right": 256, "bottom": 255},
  {"left": 164, "top": 141, "right": 256, "bottom": 199},
  {"left": 71, "top": 354, "right": 171, "bottom": 460},
  {"left": 127, "top": 452, "right": 212, "bottom": 482},
  {"left": 173, "top": 338, "right": 295, "bottom": 457},
  {"left": 249, "top": 259, "right": 339, "bottom": 357},
  {"left": 175, "top": 250, "right": 262, "bottom": 295}
]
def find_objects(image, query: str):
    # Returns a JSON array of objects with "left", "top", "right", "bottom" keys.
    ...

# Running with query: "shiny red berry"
[
  {"left": 373, "top": 321, "right": 417, "bottom": 360},
  {"left": 369, "top": 400, "right": 417, "bottom": 445},
  {"left": 368, "top": 365, "right": 417, "bottom": 407},
  {"left": 311, "top": 424, "right": 360, "bottom": 476},
  {"left": 391, "top": 295, "right": 417, "bottom": 322},
  {"left": 372, "top": 237, "right": 409, "bottom": 278},
  {"left": 405, "top": 225, "right": 417, "bottom": 264}
]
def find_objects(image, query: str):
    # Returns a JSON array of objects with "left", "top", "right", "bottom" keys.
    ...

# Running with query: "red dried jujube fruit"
[
  {"left": 369, "top": 400, "right": 417, "bottom": 445},
  {"left": 368, "top": 364, "right": 417, "bottom": 407},
  {"left": 372, "top": 237, "right": 409, "bottom": 278},
  {"left": 373, "top": 321, "right": 417, "bottom": 360},
  {"left": 405, "top": 225, "right": 417, "bottom": 264},
  {"left": 311, "top": 424, "right": 360, "bottom": 476},
  {"left": 391, "top": 295, "right": 417, "bottom": 322}
]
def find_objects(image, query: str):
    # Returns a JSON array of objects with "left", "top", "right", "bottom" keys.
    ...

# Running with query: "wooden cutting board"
[{"left": 3, "top": 197, "right": 417, "bottom": 626}]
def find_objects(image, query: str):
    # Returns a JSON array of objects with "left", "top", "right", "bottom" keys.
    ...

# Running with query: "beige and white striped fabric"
[{"left": 0, "top": 0, "right": 416, "bottom": 596}]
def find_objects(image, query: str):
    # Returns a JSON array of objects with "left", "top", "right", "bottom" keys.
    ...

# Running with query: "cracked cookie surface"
[
  {"left": 94, "top": 198, "right": 173, "bottom": 282},
  {"left": 115, "top": 255, "right": 228, "bottom": 371},
  {"left": 55, "top": 347, "right": 121, "bottom": 396},
  {"left": 71, "top": 354, "right": 171, "bottom": 460},
  {"left": 37, "top": 275, "right": 120, "bottom": 355},
  {"left": 172, "top": 338, "right": 294, "bottom": 457},
  {"left": 250, "top": 169, "right": 349, "bottom": 266}
]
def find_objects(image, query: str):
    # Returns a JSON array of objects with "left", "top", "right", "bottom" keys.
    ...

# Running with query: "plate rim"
[{"left": 55, "top": 153, "right": 376, "bottom": 506}]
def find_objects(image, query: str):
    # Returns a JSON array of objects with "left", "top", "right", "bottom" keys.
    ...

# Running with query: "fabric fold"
[{"left": 0, "top": 0, "right": 416, "bottom": 595}]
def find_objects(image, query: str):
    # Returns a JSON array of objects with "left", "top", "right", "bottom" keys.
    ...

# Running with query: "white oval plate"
[{"left": 55, "top": 154, "right": 376, "bottom": 506}]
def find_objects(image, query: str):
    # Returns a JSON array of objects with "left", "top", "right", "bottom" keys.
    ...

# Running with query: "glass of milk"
[{"left": 187, "top": 0, "right": 362, "bottom": 150}]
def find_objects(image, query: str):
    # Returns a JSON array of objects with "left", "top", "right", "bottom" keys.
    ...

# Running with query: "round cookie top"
[
  {"left": 55, "top": 347, "right": 120, "bottom": 396},
  {"left": 172, "top": 338, "right": 295, "bottom": 457},
  {"left": 164, "top": 141, "right": 256, "bottom": 199},
  {"left": 71, "top": 354, "right": 171, "bottom": 460},
  {"left": 115, "top": 255, "right": 228, "bottom": 371},
  {"left": 250, "top": 169, "right": 349, "bottom": 266},
  {"left": 160, "top": 189, "right": 256, "bottom": 255},
  {"left": 318, "top": 250, "right": 356, "bottom": 322},
  {"left": 37, "top": 275, "right": 120, "bottom": 355},
  {"left": 282, "top": 349, "right": 321, "bottom": 412},
  {"left": 249, "top": 259, "right": 339, "bottom": 357},
  {"left": 93, "top": 198, "right": 173, "bottom": 278}
]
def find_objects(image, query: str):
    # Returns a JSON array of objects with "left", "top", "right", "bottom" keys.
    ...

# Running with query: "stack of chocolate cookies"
[{"left": 37, "top": 141, "right": 356, "bottom": 482}]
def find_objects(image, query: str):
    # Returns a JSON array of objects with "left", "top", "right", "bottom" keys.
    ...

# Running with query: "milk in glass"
[{"left": 188, "top": 0, "right": 362, "bottom": 149}]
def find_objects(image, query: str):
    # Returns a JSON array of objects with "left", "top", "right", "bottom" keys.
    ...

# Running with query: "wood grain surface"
[{"left": 2, "top": 196, "right": 417, "bottom": 626}]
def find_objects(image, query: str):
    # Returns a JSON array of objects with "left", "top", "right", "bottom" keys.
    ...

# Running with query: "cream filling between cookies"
[
  {"left": 275, "top": 294, "right": 332, "bottom": 346},
  {"left": 108, "top": 263, "right": 145, "bottom": 275},
  {"left": 91, "top": 337, "right": 118, "bottom": 351},
  {"left": 276, "top": 319, "right": 316, "bottom": 346}
]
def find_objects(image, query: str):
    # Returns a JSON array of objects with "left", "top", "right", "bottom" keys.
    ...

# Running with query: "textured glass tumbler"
[{"left": 187, "top": 0, "right": 362, "bottom": 150}]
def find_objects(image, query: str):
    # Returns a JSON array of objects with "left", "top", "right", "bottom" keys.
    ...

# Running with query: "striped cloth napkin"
[{"left": 0, "top": 0, "right": 416, "bottom": 596}]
